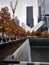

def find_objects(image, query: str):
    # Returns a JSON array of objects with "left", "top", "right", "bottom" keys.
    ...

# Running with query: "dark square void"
[{"left": 31, "top": 47, "right": 49, "bottom": 62}]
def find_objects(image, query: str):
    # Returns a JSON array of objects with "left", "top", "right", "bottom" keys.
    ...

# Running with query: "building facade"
[
  {"left": 15, "top": 17, "right": 19, "bottom": 25},
  {"left": 38, "top": 0, "right": 45, "bottom": 22},
  {"left": 26, "top": 6, "right": 34, "bottom": 28},
  {"left": 38, "top": 6, "right": 41, "bottom": 22},
  {"left": 38, "top": 0, "right": 49, "bottom": 20},
  {"left": 45, "top": 14, "right": 49, "bottom": 28},
  {"left": 38, "top": 0, "right": 49, "bottom": 31}
]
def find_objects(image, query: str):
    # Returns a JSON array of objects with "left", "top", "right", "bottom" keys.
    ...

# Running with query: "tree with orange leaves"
[
  {"left": 30, "top": 31, "right": 36, "bottom": 36},
  {"left": 0, "top": 7, "right": 29, "bottom": 37},
  {"left": 41, "top": 31, "right": 48, "bottom": 37},
  {"left": 27, "top": 31, "right": 30, "bottom": 36},
  {"left": 36, "top": 31, "right": 41, "bottom": 36}
]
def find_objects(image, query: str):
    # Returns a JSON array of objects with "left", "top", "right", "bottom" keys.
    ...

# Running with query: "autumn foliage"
[
  {"left": 0, "top": 7, "right": 49, "bottom": 38},
  {"left": 30, "top": 31, "right": 36, "bottom": 36},
  {"left": 0, "top": 7, "right": 27, "bottom": 37},
  {"left": 30, "top": 31, "right": 49, "bottom": 37},
  {"left": 41, "top": 31, "right": 48, "bottom": 37}
]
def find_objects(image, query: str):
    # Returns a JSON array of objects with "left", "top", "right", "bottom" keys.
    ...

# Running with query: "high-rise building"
[
  {"left": 15, "top": 17, "right": 19, "bottom": 25},
  {"left": 38, "top": 6, "right": 41, "bottom": 22},
  {"left": 38, "top": 0, "right": 49, "bottom": 31},
  {"left": 45, "top": 14, "right": 49, "bottom": 27},
  {"left": 38, "top": 0, "right": 45, "bottom": 21},
  {"left": 26, "top": 6, "right": 34, "bottom": 28}
]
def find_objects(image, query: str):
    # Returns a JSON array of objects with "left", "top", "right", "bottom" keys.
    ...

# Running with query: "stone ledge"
[{"left": 3, "top": 55, "right": 20, "bottom": 64}]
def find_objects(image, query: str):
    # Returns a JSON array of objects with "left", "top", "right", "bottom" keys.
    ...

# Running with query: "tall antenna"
[{"left": 10, "top": 0, "right": 18, "bottom": 18}]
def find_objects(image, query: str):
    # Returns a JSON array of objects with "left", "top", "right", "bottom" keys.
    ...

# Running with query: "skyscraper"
[
  {"left": 38, "top": 0, "right": 45, "bottom": 21},
  {"left": 15, "top": 17, "right": 19, "bottom": 25},
  {"left": 38, "top": 6, "right": 41, "bottom": 22},
  {"left": 38, "top": 0, "right": 48, "bottom": 31},
  {"left": 26, "top": 6, "right": 34, "bottom": 28}
]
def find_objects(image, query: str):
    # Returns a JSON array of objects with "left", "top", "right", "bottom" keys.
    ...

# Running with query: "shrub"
[
  {"left": 36, "top": 31, "right": 41, "bottom": 36},
  {"left": 30, "top": 31, "right": 35, "bottom": 36},
  {"left": 41, "top": 31, "right": 48, "bottom": 37}
]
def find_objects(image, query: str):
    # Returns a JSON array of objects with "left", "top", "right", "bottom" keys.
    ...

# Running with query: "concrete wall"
[{"left": 12, "top": 39, "right": 31, "bottom": 61}]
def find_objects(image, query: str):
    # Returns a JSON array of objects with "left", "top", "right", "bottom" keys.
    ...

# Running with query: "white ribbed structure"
[
  {"left": 31, "top": 20, "right": 45, "bottom": 32},
  {"left": 21, "top": 20, "right": 45, "bottom": 32},
  {"left": 21, "top": 23, "right": 31, "bottom": 32}
]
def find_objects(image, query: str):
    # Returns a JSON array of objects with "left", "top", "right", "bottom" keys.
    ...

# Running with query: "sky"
[
  {"left": 0, "top": 0, "right": 38, "bottom": 26},
  {"left": 0, "top": 0, "right": 49, "bottom": 26}
]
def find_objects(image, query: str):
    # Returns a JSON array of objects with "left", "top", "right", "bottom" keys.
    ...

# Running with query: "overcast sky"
[
  {"left": 0, "top": 0, "right": 34, "bottom": 25},
  {"left": 0, "top": 0, "right": 49, "bottom": 26}
]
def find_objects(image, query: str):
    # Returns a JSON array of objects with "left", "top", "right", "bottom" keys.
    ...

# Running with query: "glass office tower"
[{"left": 26, "top": 6, "right": 34, "bottom": 28}]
